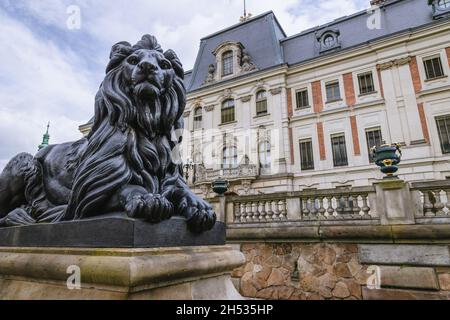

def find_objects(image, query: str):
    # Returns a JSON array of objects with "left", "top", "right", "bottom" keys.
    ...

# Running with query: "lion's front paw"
[
  {"left": 124, "top": 193, "right": 173, "bottom": 223},
  {"left": 179, "top": 195, "right": 217, "bottom": 233}
]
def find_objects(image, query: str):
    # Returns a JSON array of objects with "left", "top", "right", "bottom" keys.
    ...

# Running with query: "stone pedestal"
[
  {"left": 374, "top": 179, "right": 416, "bottom": 225},
  {"left": 0, "top": 245, "right": 245, "bottom": 300}
]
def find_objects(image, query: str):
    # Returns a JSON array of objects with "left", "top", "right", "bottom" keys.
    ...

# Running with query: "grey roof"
[
  {"left": 185, "top": 11, "right": 286, "bottom": 92},
  {"left": 185, "top": 0, "right": 448, "bottom": 93},
  {"left": 282, "top": 0, "right": 436, "bottom": 66}
]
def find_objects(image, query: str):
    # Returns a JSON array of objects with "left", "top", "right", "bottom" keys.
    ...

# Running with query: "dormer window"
[
  {"left": 316, "top": 29, "right": 341, "bottom": 54},
  {"left": 429, "top": 0, "right": 450, "bottom": 19},
  {"left": 209, "top": 41, "right": 258, "bottom": 83},
  {"left": 222, "top": 51, "right": 233, "bottom": 76}
]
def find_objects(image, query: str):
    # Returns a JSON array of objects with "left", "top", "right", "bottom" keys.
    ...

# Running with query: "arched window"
[
  {"left": 259, "top": 141, "right": 271, "bottom": 174},
  {"left": 222, "top": 146, "right": 238, "bottom": 169},
  {"left": 221, "top": 99, "right": 235, "bottom": 124},
  {"left": 222, "top": 51, "right": 233, "bottom": 76},
  {"left": 256, "top": 90, "right": 268, "bottom": 116},
  {"left": 193, "top": 107, "right": 203, "bottom": 130}
]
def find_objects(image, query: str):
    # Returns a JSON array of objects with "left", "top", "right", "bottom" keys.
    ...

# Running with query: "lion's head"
[
  {"left": 67, "top": 35, "right": 187, "bottom": 220},
  {"left": 90, "top": 35, "right": 185, "bottom": 140}
]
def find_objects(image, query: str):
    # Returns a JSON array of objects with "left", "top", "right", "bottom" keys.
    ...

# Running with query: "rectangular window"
[
  {"left": 423, "top": 56, "right": 444, "bottom": 80},
  {"left": 256, "top": 100, "right": 268, "bottom": 116},
  {"left": 365, "top": 127, "right": 383, "bottom": 162},
  {"left": 222, "top": 51, "right": 234, "bottom": 76},
  {"left": 325, "top": 81, "right": 341, "bottom": 102},
  {"left": 436, "top": 115, "right": 450, "bottom": 154},
  {"left": 358, "top": 72, "right": 376, "bottom": 95},
  {"left": 331, "top": 134, "right": 348, "bottom": 167},
  {"left": 299, "top": 139, "right": 314, "bottom": 170},
  {"left": 296, "top": 89, "right": 309, "bottom": 109}
]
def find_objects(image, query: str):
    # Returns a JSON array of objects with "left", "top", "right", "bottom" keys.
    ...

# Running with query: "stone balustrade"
[
  {"left": 411, "top": 180, "right": 450, "bottom": 218},
  {"left": 195, "top": 164, "right": 258, "bottom": 183},
  {"left": 228, "top": 186, "right": 376, "bottom": 224}
]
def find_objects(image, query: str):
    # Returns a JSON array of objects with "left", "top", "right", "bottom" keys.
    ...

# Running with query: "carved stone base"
[{"left": 0, "top": 245, "right": 245, "bottom": 300}]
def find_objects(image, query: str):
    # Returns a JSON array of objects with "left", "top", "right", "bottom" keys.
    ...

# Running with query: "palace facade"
[{"left": 80, "top": 0, "right": 450, "bottom": 198}]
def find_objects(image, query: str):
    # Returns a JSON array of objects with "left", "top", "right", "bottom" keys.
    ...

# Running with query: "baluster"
[
  {"left": 246, "top": 202, "right": 253, "bottom": 222},
  {"left": 252, "top": 202, "right": 260, "bottom": 221},
  {"left": 240, "top": 203, "right": 246, "bottom": 223},
  {"left": 309, "top": 197, "right": 318, "bottom": 220},
  {"left": 423, "top": 191, "right": 435, "bottom": 217},
  {"left": 234, "top": 202, "right": 241, "bottom": 223},
  {"left": 272, "top": 201, "right": 281, "bottom": 220},
  {"left": 434, "top": 190, "right": 445, "bottom": 216},
  {"left": 446, "top": 190, "right": 450, "bottom": 215},
  {"left": 336, "top": 195, "right": 344, "bottom": 218},
  {"left": 352, "top": 194, "right": 362, "bottom": 219},
  {"left": 259, "top": 201, "right": 267, "bottom": 221},
  {"left": 317, "top": 197, "right": 326, "bottom": 219},
  {"left": 342, "top": 195, "right": 352, "bottom": 218},
  {"left": 279, "top": 200, "right": 287, "bottom": 220},
  {"left": 361, "top": 194, "right": 371, "bottom": 219},
  {"left": 326, "top": 196, "right": 335, "bottom": 219},
  {"left": 301, "top": 198, "right": 310, "bottom": 220},
  {"left": 266, "top": 201, "right": 274, "bottom": 221}
]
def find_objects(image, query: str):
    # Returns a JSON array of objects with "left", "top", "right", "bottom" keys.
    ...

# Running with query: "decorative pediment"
[{"left": 316, "top": 28, "right": 341, "bottom": 54}]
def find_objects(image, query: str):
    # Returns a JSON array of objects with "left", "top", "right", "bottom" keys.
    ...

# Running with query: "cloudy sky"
[{"left": 0, "top": 0, "right": 370, "bottom": 171}]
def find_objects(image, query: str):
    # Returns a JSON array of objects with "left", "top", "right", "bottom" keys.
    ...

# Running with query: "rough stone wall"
[
  {"left": 232, "top": 243, "right": 369, "bottom": 300},
  {"left": 231, "top": 243, "right": 450, "bottom": 300}
]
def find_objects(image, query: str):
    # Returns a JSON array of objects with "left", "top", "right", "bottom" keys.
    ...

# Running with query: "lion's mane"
[{"left": 64, "top": 35, "right": 186, "bottom": 220}]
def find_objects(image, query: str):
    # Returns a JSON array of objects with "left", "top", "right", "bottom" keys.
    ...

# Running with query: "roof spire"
[
  {"left": 240, "top": 0, "right": 252, "bottom": 22},
  {"left": 38, "top": 122, "right": 50, "bottom": 151}
]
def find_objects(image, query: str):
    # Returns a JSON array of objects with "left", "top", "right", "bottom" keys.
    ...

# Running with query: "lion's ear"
[
  {"left": 106, "top": 41, "right": 133, "bottom": 74},
  {"left": 164, "top": 49, "right": 184, "bottom": 80}
]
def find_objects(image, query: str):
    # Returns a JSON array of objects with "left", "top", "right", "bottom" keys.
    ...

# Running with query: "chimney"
[{"left": 370, "top": 0, "right": 386, "bottom": 5}]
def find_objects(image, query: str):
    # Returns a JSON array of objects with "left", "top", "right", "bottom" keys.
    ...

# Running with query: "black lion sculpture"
[{"left": 0, "top": 35, "right": 216, "bottom": 233}]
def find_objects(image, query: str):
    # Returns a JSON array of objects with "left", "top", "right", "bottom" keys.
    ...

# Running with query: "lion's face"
[{"left": 121, "top": 49, "right": 176, "bottom": 100}]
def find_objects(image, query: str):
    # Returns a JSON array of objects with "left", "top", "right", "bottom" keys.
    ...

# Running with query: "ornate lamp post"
[{"left": 371, "top": 143, "right": 402, "bottom": 178}]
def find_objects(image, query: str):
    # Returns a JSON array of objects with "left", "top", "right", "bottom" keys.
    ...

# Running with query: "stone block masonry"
[{"left": 230, "top": 243, "right": 450, "bottom": 300}]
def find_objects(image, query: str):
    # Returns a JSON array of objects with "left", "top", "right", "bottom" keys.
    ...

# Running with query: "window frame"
[
  {"left": 258, "top": 140, "right": 271, "bottom": 174},
  {"left": 296, "top": 88, "right": 310, "bottom": 110},
  {"left": 365, "top": 127, "right": 383, "bottom": 163},
  {"left": 330, "top": 133, "right": 348, "bottom": 167},
  {"left": 423, "top": 55, "right": 445, "bottom": 81},
  {"left": 193, "top": 107, "right": 203, "bottom": 131},
  {"left": 222, "top": 51, "right": 234, "bottom": 77},
  {"left": 221, "top": 99, "right": 236, "bottom": 124},
  {"left": 255, "top": 90, "right": 268, "bottom": 116},
  {"left": 436, "top": 115, "right": 450, "bottom": 154},
  {"left": 357, "top": 72, "right": 376, "bottom": 95},
  {"left": 325, "top": 80, "right": 341, "bottom": 103},
  {"left": 299, "top": 138, "right": 315, "bottom": 171},
  {"left": 222, "top": 146, "right": 238, "bottom": 169}
]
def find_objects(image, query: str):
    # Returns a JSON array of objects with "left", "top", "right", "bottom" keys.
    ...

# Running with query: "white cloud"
[{"left": 0, "top": 0, "right": 369, "bottom": 172}]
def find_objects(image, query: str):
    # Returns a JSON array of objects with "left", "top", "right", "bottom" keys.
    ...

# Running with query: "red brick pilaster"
[
  {"left": 343, "top": 73, "right": 356, "bottom": 106},
  {"left": 446, "top": 47, "right": 450, "bottom": 68},
  {"left": 377, "top": 68, "right": 385, "bottom": 98},
  {"left": 417, "top": 103, "right": 430, "bottom": 142},
  {"left": 317, "top": 122, "right": 326, "bottom": 160},
  {"left": 287, "top": 88, "right": 293, "bottom": 118},
  {"left": 350, "top": 116, "right": 361, "bottom": 156},
  {"left": 312, "top": 81, "right": 324, "bottom": 113},
  {"left": 288, "top": 127, "right": 295, "bottom": 165},
  {"left": 409, "top": 56, "right": 422, "bottom": 94}
]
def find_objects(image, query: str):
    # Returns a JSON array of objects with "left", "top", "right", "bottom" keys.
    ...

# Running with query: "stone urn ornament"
[
  {"left": 371, "top": 143, "right": 402, "bottom": 178},
  {"left": 212, "top": 178, "right": 229, "bottom": 195}
]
